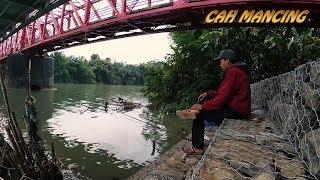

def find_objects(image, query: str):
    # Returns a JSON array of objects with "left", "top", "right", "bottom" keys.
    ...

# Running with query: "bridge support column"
[{"left": 5, "top": 54, "right": 54, "bottom": 89}]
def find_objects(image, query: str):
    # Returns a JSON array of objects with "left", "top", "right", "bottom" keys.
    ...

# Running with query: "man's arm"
[
  {"left": 202, "top": 71, "right": 237, "bottom": 111},
  {"left": 207, "top": 90, "right": 217, "bottom": 98}
]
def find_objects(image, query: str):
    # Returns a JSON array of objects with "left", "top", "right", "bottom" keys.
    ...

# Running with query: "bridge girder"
[{"left": 0, "top": 0, "right": 319, "bottom": 62}]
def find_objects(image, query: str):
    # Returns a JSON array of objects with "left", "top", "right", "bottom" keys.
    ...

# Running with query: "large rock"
[
  {"left": 251, "top": 109, "right": 268, "bottom": 118},
  {"left": 272, "top": 142, "right": 296, "bottom": 156},
  {"left": 153, "top": 163, "right": 185, "bottom": 179},
  {"left": 185, "top": 156, "right": 199, "bottom": 167},
  {"left": 274, "top": 156, "right": 305, "bottom": 178},
  {"left": 295, "top": 63, "right": 311, "bottom": 83},
  {"left": 267, "top": 101, "right": 293, "bottom": 133},
  {"left": 309, "top": 61, "right": 320, "bottom": 87},
  {"left": 166, "top": 156, "right": 189, "bottom": 172},
  {"left": 286, "top": 106, "right": 318, "bottom": 140},
  {"left": 255, "top": 159, "right": 273, "bottom": 173},
  {"left": 253, "top": 173, "right": 274, "bottom": 180},
  {"left": 251, "top": 80, "right": 272, "bottom": 111},
  {"left": 255, "top": 132, "right": 285, "bottom": 148},
  {"left": 295, "top": 107, "right": 319, "bottom": 138},
  {"left": 185, "top": 169, "right": 193, "bottom": 180},
  {"left": 197, "top": 159, "right": 243, "bottom": 180},
  {"left": 278, "top": 71, "right": 295, "bottom": 104},
  {"left": 209, "top": 139, "right": 275, "bottom": 175},
  {"left": 170, "top": 151, "right": 187, "bottom": 162},
  {"left": 227, "top": 160, "right": 259, "bottom": 177},
  {"left": 299, "top": 129, "right": 320, "bottom": 176},
  {"left": 299, "top": 82, "right": 320, "bottom": 112},
  {"left": 142, "top": 176, "right": 157, "bottom": 180}
]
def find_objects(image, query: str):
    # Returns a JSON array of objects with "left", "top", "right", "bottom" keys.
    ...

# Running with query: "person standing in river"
[
  {"left": 24, "top": 96, "right": 40, "bottom": 142},
  {"left": 177, "top": 49, "right": 251, "bottom": 155}
]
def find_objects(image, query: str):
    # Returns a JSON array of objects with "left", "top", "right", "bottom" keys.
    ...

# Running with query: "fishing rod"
[
  {"left": 119, "top": 112, "right": 191, "bottom": 141},
  {"left": 79, "top": 104, "right": 191, "bottom": 141}
]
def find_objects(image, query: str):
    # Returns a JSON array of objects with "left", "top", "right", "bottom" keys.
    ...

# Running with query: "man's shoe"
[{"left": 182, "top": 144, "right": 204, "bottom": 155}]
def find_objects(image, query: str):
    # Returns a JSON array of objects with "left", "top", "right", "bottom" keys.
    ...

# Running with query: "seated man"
[{"left": 178, "top": 49, "right": 251, "bottom": 155}]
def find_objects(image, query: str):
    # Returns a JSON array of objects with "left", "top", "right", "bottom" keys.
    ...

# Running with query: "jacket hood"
[{"left": 233, "top": 62, "right": 250, "bottom": 75}]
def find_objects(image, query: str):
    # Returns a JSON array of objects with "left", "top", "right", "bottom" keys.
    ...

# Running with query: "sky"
[{"left": 59, "top": 32, "right": 173, "bottom": 64}]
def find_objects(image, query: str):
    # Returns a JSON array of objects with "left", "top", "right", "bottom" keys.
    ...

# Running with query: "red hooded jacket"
[{"left": 202, "top": 64, "right": 251, "bottom": 117}]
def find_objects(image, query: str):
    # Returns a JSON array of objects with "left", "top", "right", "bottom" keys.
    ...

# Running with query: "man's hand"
[
  {"left": 198, "top": 92, "right": 207, "bottom": 102},
  {"left": 191, "top": 104, "right": 202, "bottom": 111}
]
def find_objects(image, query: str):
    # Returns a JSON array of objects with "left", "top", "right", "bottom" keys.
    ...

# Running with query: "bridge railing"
[
  {"left": 0, "top": 0, "right": 193, "bottom": 59},
  {"left": 0, "top": 0, "right": 183, "bottom": 60}
]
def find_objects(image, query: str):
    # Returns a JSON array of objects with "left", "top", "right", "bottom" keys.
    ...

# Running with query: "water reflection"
[
  {"left": 48, "top": 106, "right": 159, "bottom": 165},
  {"left": 0, "top": 84, "right": 192, "bottom": 179}
]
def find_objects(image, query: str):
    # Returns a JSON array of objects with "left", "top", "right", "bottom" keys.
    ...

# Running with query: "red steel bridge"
[{"left": 0, "top": 0, "right": 320, "bottom": 62}]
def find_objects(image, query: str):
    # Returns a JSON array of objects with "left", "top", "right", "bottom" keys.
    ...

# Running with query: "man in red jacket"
[{"left": 181, "top": 49, "right": 251, "bottom": 155}]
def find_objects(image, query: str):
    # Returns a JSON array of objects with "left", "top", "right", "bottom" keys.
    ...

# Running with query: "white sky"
[{"left": 58, "top": 32, "right": 173, "bottom": 64}]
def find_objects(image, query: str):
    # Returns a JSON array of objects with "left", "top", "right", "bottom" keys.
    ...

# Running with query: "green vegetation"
[
  {"left": 50, "top": 52, "right": 158, "bottom": 85},
  {"left": 143, "top": 27, "right": 320, "bottom": 112}
]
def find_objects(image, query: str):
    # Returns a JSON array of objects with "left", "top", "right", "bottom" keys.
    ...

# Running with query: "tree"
[
  {"left": 51, "top": 52, "right": 71, "bottom": 83},
  {"left": 143, "top": 27, "right": 320, "bottom": 112},
  {"left": 50, "top": 52, "right": 150, "bottom": 85}
]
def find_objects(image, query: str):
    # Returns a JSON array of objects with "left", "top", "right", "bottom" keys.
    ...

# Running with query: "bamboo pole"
[
  {"left": 28, "top": 59, "right": 31, "bottom": 96},
  {"left": 25, "top": 58, "right": 50, "bottom": 177},
  {"left": 151, "top": 140, "right": 156, "bottom": 156},
  {"left": 11, "top": 112, "right": 33, "bottom": 164},
  {"left": 0, "top": 134, "right": 24, "bottom": 176},
  {"left": 6, "top": 115, "right": 25, "bottom": 163},
  {"left": 0, "top": 65, "right": 17, "bottom": 144},
  {"left": 0, "top": 65, "right": 12, "bottom": 119},
  {"left": 25, "top": 58, "right": 47, "bottom": 173},
  {"left": 0, "top": 66, "right": 22, "bottom": 157},
  {"left": 50, "top": 142, "right": 56, "bottom": 164},
  {"left": 4, "top": 127, "right": 21, "bottom": 159},
  {"left": 26, "top": 59, "right": 34, "bottom": 143},
  {"left": 5, "top": 127, "right": 29, "bottom": 175},
  {"left": 0, "top": 65, "right": 34, "bottom": 178}
]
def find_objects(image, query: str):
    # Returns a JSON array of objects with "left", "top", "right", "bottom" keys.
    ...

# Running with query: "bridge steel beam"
[{"left": 0, "top": 0, "right": 320, "bottom": 62}]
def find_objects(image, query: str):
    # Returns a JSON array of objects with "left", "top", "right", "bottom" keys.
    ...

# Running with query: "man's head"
[
  {"left": 214, "top": 49, "right": 237, "bottom": 71},
  {"left": 219, "top": 58, "right": 231, "bottom": 71},
  {"left": 25, "top": 96, "right": 36, "bottom": 106}
]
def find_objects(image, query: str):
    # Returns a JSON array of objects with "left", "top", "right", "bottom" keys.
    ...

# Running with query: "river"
[{"left": 0, "top": 83, "right": 192, "bottom": 180}]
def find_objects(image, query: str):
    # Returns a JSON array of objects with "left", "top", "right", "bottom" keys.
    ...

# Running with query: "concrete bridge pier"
[{"left": 5, "top": 53, "right": 54, "bottom": 89}]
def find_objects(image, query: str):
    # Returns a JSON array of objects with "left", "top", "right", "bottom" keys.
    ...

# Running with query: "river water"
[{"left": 0, "top": 84, "right": 192, "bottom": 179}]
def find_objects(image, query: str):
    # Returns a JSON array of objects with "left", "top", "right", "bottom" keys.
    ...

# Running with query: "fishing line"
[{"left": 119, "top": 112, "right": 191, "bottom": 141}]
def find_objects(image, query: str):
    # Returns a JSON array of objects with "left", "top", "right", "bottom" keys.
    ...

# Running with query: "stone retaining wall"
[
  {"left": 251, "top": 60, "right": 320, "bottom": 178},
  {"left": 188, "top": 118, "right": 306, "bottom": 179}
]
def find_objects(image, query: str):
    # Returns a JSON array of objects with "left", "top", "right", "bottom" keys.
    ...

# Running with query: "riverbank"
[
  {"left": 129, "top": 129, "right": 215, "bottom": 179},
  {"left": 129, "top": 115, "right": 309, "bottom": 179}
]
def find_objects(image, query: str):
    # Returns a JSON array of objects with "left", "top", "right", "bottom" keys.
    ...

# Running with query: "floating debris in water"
[{"left": 68, "top": 163, "right": 79, "bottom": 169}]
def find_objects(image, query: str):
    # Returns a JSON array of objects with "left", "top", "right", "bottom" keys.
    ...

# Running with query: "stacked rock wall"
[
  {"left": 188, "top": 117, "right": 308, "bottom": 179},
  {"left": 251, "top": 60, "right": 320, "bottom": 178}
]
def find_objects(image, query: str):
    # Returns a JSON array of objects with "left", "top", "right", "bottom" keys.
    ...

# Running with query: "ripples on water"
[{"left": 0, "top": 84, "right": 191, "bottom": 179}]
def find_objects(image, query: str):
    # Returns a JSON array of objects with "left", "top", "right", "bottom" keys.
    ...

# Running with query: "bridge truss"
[{"left": 0, "top": 0, "right": 319, "bottom": 62}]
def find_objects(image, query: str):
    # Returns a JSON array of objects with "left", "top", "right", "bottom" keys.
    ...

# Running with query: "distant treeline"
[{"left": 50, "top": 52, "right": 162, "bottom": 85}]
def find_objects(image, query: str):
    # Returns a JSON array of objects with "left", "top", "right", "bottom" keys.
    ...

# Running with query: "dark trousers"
[{"left": 192, "top": 99, "right": 246, "bottom": 149}]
